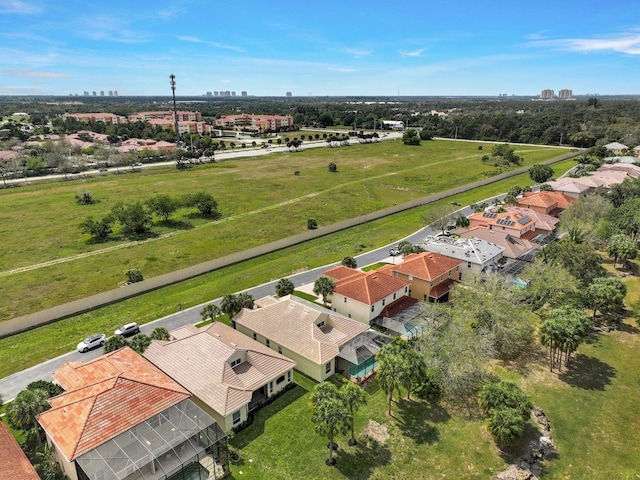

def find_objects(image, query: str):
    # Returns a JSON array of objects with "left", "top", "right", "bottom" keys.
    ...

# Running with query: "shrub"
[
  {"left": 307, "top": 218, "right": 318, "bottom": 230},
  {"left": 75, "top": 191, "right": 96, "bottom": 205},
  {"left": 125, "top": 268, "right": 143, "bottom": 283},
  {"left": 328, "top": 162, "right": 337, "bottom": 172}
]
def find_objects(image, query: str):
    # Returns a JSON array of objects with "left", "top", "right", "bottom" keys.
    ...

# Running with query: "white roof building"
[{"left": 420, "top": 235, "right": 505, "bottom": 274}]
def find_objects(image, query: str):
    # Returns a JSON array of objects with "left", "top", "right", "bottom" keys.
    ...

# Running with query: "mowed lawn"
[
  {"left": 229, "top": 374, "right": 504, "bottom": 480},
  {"left": 228, "top": 308, "right": 640, "bottom": 480},
  {"left": 0, "top": 139, "right": 568, "bottom": 319},
  {"left": 0, "top": 159, "right": 578, "bottom": 378}
]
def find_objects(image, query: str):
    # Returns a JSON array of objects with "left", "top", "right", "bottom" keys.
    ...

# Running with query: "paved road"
[{"left": 0, "top": 193, "right": 494, "bottom": 401}]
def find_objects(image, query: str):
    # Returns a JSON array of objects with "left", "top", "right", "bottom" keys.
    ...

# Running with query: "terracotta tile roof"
[
  {"left": 506, "top": 206, "right": 560, "bottom": 232},
  {"left": 380, "top": 295, "right": 418, "bottom": 318},
  {"left": 382, "top": 252, "right": 461, "bottom": 281},
  {"left": 0, "top": 421, "right": 40, "bottom": 480},
  {"left": 430, "top": 278, "right": 457, "bottom": 299},
  {"left": 143, "top": 322, "right": 295, "bottom": 417},
  {"left": 469, "top": 209, "right": 535, "bottom": 232},
  {"left": 518, "top": 190, "right": 574, "bottom": 210},
  {"left": 38, "top": 347, "right": 189, "bottom": 461},
  {"left": 234, "top": 295, "right": 368, "bottom": 364},
  {"left": 325, "top": 267, "right": 411, "bottom": 305}
]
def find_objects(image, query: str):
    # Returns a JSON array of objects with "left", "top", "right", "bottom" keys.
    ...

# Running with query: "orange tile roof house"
[
  {"left": 378, "top": 251, "right": 462, "bottom": 303},
  {"left": 323, "top": 265, "right": 412, "bottom": 323},
  {"left": 37, "top": 347, "right": 229, "bottom": 480},
  {"left": 0, "top": 421, "right": 40, "bottom": 480},
  {"left": 517, "top": 191, "right": 575, "bottom": 216},
  {"left": 144, "top": 322, "right": 296, "bottom": 432},
  {"left": 234, "top": 295, "right": 390, "bottom": 382},
  {"left": 469, "top": 209, "right": 538, "bottom": 239}
]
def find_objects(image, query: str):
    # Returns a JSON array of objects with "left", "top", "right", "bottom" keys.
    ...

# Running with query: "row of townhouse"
[{"left": 63, "top": 111, "right": 294, "bottom": 136}]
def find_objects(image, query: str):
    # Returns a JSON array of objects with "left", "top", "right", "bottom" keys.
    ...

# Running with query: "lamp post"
[{"left": 169, "top": 74, "right": 180, "bottom": 146}]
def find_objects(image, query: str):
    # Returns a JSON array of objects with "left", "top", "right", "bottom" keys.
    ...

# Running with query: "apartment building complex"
[{"left": 214, "top": 114, "right": 293, "bottom": 133}]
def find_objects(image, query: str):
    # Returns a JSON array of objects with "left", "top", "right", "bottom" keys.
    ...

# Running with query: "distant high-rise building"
[
  {"left": 206, "top": 92, "right": 212, "bottom": 97},
  {"left": 92, "top": 91, "right": 97, "bottom": 96},
  {"left": 241, "top": 91, "right": 247, "bottom": 97},
  {"left": 214, "top": 91, "right": 219, "bottom": 96},
  {"left": 108, "top": 90, "right": 113, "bottom": 96},
  {"left": 558, "top": 89, "right": 572, "bottom": 99},
  {"left": 83, "top": 91, "right": 89, "bottom": 96},
  {"left": 231, "top": 91, "right": 236, "bottom": 97},
  {"left": 100, "top": 91, "right": 105, "bottom": 96},
  {"left": 286, "top": 91, "right": 292, "bottom": 97},
  {"left": 540, "top": 89, "right": 554, "bottom": 99},
  {"left": 114, "top": 91, "right": 118, "bottom": 96}
]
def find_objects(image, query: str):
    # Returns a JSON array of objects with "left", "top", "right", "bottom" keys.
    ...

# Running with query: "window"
[
  {"left": 393, "top": 293, "right": 396, "bottom": 299},
  {"left": 467, "top": 262, "right": 471, "bottom": 268},
  {"left": 278, "top": 346, "right": 282, "bottom": 354},
  {"left": 371, "top": 305, "right": 375, "bottom": 312},
  {"left": 430, "top": 281, "right": 434, "bottom": 287},
  {"left": 382, "top": 299, "right": 386, "bottom": 306},
  {"left": 317, "top": 321, "right": 325, "bottom": 328},
  {"left": 266, "top": 339, "right": 270, "bottom": 348},
  {"left": 405, "top": 286, "right": 408, "bottom": 293},
  {"left": 325, "top": 362, "right": 332, "bottom": 374},
  {"left": 231, "top": 358, "right": 241, "bottom": 367},
  {"left": 232, "top": 410, "right": 241, "bottom": 425},
  {"left": 459, "top": 272, "right": 462, "bottom": 280},
  {"left": 269, "top": 381, "right": 273, "bottom": 394},
  {"left": 343, "top": 297, "right": 347, "bottom": 303},
  {"left": 231, "top": 320, "right": 236, "bottom": 329},
  {"left": 276, "top": 375, "right": 285, "bottom": 384},
  {"left": 423, "top": 294, "right": 427, "bottom": 301},
  {"left": 252, "top": 333, "right": 257, "bottom": 341},
  {"left": 288, "top": 371, "right": 291, "bottom": 382}
]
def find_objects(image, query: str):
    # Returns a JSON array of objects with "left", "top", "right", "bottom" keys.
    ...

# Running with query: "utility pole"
[{"left": 169, "top": 74, "right": 180, "bottom": 146}]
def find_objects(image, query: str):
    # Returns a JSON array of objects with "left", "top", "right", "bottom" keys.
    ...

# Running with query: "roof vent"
[
  {"left": 230, "top": 342, "right": 237, "bottom": 348},
  {"left": 214, "top": 333, "right": 220, "bottom": 337}
]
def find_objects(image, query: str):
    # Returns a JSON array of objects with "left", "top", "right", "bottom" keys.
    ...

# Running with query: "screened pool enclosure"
[{"left": 76, "top": 399, "right": 228, "bottom": 480}]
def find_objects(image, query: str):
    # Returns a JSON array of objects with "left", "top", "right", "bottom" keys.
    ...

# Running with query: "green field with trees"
[{"left": 0, "top": 139, "right": 568, "bottom": 320}]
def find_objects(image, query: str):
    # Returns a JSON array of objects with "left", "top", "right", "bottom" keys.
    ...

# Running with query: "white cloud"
[
  {"left": 344, "top": 48, "right": 371, "bottom": 58},
  {"left": 399, "top": 48, "right": 426, "bottom": 57},
  {"left": 178, "top": 36, "right": 245, "bottom": 52},
  {"left": 1, "top": 68, "right": 69, "bottom": 78},
  {"left": 0, "top": 0, "right": 42, "bottom": 14},
  {"left": 327, "top": 66, "right": 357, "bottom": 73},
  {"left": 527, "top": 32, "right": 640, "bottom": 55}
]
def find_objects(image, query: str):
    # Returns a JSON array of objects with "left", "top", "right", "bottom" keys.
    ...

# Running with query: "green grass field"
[
  {"left": 227, "top": 307, "right": 640, "bottom": 479},
  {"left": 0, "top": 139, "right": 568, "bottom": 320},
  {"left": 0, "top": 158, "right": 577, "bottom": 379}
]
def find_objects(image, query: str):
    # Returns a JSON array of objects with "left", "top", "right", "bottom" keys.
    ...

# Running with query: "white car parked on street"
[{"left": 77, "top": 334, "right": 106, "bottom": 353}]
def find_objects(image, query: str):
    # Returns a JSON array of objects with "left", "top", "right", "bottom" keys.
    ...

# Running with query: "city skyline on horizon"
[{"left": 1, "top": 1, "right": 640, "bottom": 97}]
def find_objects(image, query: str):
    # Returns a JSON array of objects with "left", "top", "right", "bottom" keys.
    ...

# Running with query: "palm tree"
[
  {"left": 275, "top": 278, "right": 295, "bottom": 297},
  {"left": 376, "top": 344, "right": 405, "bottom": 415},
  {"left": 221, "top": 294, "right": 239, "bottom": 318},
  {"left": 340, "top": 382, "right": 367, "bottom": 446},
  {"left": 311, "top": 382, "right": 350, "bottom": 466},
  {"left": 128, "top": 334, "right": 152, "bottom": 354},
  {"left": 201, "top": 304, "right": 221, "bottom": 322},
  {"left": 7, "top": 388, "right": 50, "bottom": 446},
  {"left": 150, "top": 326, "right": 171, "bottom": 341},
  {"left": 313, "top": 276, "right": 335, "bottom": 307},
  {"left": 104, "top": 335, "right": 127, "bottom": 353},
  {"left": 237, "top": 292, "right": 255, "bottom": 311}
]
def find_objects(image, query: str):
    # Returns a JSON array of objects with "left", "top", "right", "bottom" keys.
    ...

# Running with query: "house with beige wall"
[
  {"left": 144, "top": 322, "right": 295, "bottom": 432},
  {"left": 378, "top": 251, "right": 462, "bottom": 303},
  {"left": 323, "top": 265, "right": 411, "bottom": 324},
  {"left": 37, "top": 347, "right": 228, "bottom": 480},
  {"left": 234, "top": 295, "right": 389, "bottom": 382}
]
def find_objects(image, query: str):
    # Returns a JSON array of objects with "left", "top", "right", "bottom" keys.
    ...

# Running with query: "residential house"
[
  {"left": 541, "top": 179, "right": 591, "bottom": 198},
  {"left": 603, "top": 142, "right": 627, "bottom": 155},
  {"left": 323, "top": 265, "right": 411, "bottom": 324},
  {"left": 459, "top": 227, "right": 536, "bottom": 260},
  {"left": 420, "top": 235, "right": 504, "bottom": 274},
  {"left": 144, "top": 322, "right": 296, "bottom": 432},
  {"left": 378, "top": 252, "right": 462, "bottom": 303},
  {"left": 468, "top": 209, "right": 537, "bottom": 239},
  {"left": 0, "top": 421, "right": 40, "bottom": 480},
  {"left": 517, "top": 191, "right": 575, "bottom": 216},
  {"left": 598, "top": 163, "right": 640, "bottom": 178},
  {"left": 38, "top": 347, "right": 228, "bottom": 480},
  {"left": 505, "top": 206, "right": 560, "bottom": 237},
  {"left": 234, "top": 295, "right": 390, "bottom": 382}
]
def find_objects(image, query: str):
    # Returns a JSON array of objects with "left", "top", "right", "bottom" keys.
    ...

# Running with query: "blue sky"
[{"left": 1, "top": 0, "right": 640, "bottom": 97}]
